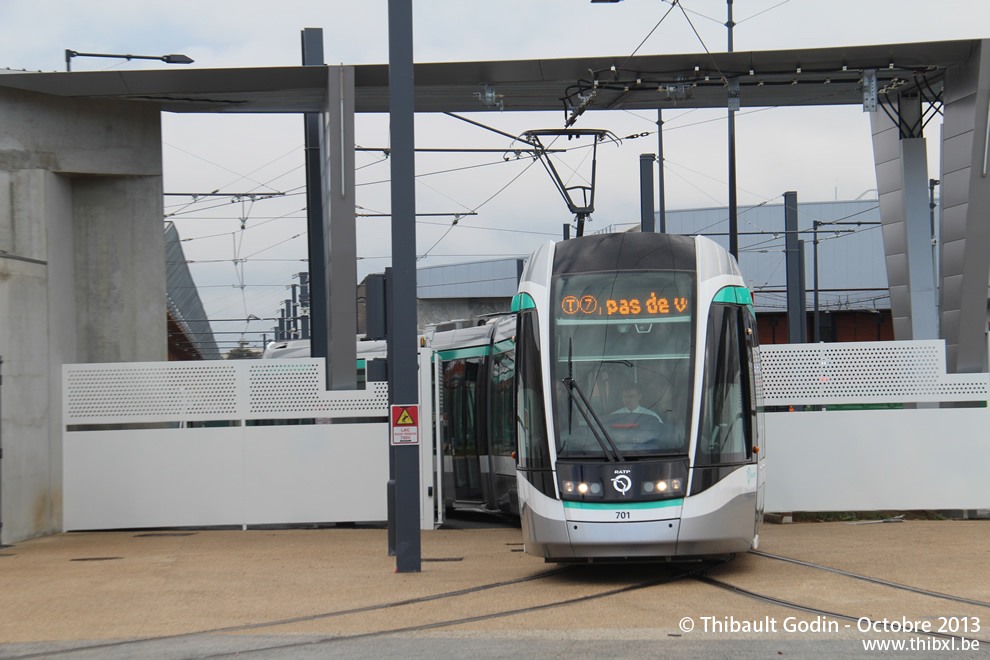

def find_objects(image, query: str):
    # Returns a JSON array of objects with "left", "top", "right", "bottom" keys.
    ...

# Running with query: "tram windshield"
[{"left": 551, "top": 271, "right": 694, "bottom": 459}]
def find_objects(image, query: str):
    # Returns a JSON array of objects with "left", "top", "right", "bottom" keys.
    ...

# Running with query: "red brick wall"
[{"left": 756, "top": 310, "right": 894, "bottom": 344}]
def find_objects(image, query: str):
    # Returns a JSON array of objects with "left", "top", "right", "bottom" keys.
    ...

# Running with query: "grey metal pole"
[
  {"left": 301, "top": 29, "right": 327, "bottom": 363},
  {"left": 784, "top": 191, "right": 805, "bottom": 343},
  {"left": 657, "top": 109, "right": 666, "bottom": 233},
  {"left": 728, "top": 117, "right": 738, "bottom": 257},
  {"left": 813, "top": 221, "right": 820, "bottom": 343},
  {"left": 326, "top": 66, "right": 358, "bottom": 390},
  {"left": 388, "top": 0, "right": 421, "bottom": 573},
  {"left": 290, "top": 284, "right": 299, "bottom": 338},
  {"left": 929, "top": 178, "right": 940, "bottom": 336},
  {"left": 384, "top": 268, "right": 396, "bottom": 556},
  {"left": 298, "top": 272, "right": 311, "bottom": 340},
  {"left": 798, "top": 239, "right": 807, "bottom": 341},
  {"left": 639, "top": 154, "right": 656, "bottom": 232},
  {"left": 726, "top": 0, "right": 739, "bottom": 258}
]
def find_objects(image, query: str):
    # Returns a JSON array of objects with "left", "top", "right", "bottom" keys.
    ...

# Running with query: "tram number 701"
[{"left": 615, "top": 511, "right": 631, "bottom": 520}]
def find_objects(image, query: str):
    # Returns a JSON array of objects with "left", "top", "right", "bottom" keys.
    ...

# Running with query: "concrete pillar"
[
  {"left": 940, "top": 39, "right": 990, "bottom": 373},
  {"left": 900, "top": 137, "right": 938, "bottom": 340},
  {"left": 72, "top": 176, "right": 166, "bottom": 363},
  {"left": 870, "top": 99, "right": 937, "bottom": 341},
  {"left": 0, "top": 170, "right": 71, "bottom": 542},
  {"left": 0, "top": 87, "right": 164, "bottom": 542}
]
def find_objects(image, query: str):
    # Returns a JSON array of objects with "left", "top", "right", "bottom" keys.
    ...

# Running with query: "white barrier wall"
[
  {"left": 63, "top": 341, "right": 988, "bottom": 527},
  {"left": 760, "top": 340, "right": 990, "bottom": 512},
  {"left": 61, "top": 359, "right": 415, "bottom": 531}
]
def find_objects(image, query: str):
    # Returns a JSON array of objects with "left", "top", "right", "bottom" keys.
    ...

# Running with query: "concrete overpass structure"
[{"left": 1, "top": 37, "right": 989, "bottom": 542}]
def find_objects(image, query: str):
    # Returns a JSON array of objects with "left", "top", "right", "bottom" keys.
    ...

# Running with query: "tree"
[{"left": 225, "top": 347, "right": 261, "bottom": 360}]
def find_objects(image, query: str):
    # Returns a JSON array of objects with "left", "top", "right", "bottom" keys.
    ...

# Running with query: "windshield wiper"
[
  {"left": 562, "top": 339, "right": 625, "bottom": 462},
  {"left": 561, "top": 377, "right": 626, "bottom": 462},
  {"left": 567, "top": 339, "right": 574, "bottom": 435}
]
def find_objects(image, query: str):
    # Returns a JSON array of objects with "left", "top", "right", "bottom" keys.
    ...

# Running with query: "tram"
[
  {"left": 513, "top": 232, "right": 765, "bottom": 561},
  {"left": 264, "top": 231, "right": 764, "bottom": 561},
  {"left": 427, "top": 315, "right": 518, "bottom": 515},
  {"left": 263, "top": 320, "right": 519, "bottom": 516}
]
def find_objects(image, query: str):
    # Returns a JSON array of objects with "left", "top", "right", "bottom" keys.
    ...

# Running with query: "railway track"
[{"left": 6, "top": 546, "right": 987, "bottom": 658}]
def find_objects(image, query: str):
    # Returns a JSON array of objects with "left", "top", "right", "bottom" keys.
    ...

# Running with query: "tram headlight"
[
  {"left": 562, "top": 481, "right": 599, "bottom": 497},
  {"left": 643, "top": 479, "right": 682, "bottom": 496}
]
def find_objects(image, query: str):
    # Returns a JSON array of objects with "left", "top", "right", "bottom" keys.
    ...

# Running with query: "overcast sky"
[{"left": 2, "top": 0, "right": 988, "bottom": 348}]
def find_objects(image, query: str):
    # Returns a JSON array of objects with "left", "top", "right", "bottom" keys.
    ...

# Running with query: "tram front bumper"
[
  {"left": 564, "top": 518, "right": 681, "bottom": 559},
  {"left": 522, "top": 502, "right": 682, "bottom": 561}
]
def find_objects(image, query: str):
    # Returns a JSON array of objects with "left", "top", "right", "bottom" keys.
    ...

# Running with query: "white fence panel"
[
  {"left": 64, "top": 428, "right": 246, "bottom": 530},
  {"left": 65, "top": 359, "right": 388, "bottom": 425},
  {"left": 764, "top": 408, "right": 989, "bottom": 512},
  {"left": 760, "top": 341, "right": 990, "bottom": 512},
  {"left": 760, "top": 340, "right": 988, "bottom": 406},
  {"left": 64, "top": 341, "right": 989, "bottom": 523},
  {"left": 63, "top": 359, "right": 395, "bottom": 531},
  {"left": 242, "top": 424, "right": 388, "bottom": 526}
]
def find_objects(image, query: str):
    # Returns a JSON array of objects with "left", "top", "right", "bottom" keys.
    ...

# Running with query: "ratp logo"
[{"left": 611, "top": 474, "right": 632, "bottom": 495}]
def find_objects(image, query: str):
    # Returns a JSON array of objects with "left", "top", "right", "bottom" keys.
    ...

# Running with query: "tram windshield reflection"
[{"left": 552, "top": 271, "right": 694, "bottom": 459}]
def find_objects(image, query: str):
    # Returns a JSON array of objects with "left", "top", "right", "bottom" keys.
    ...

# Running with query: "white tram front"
[{"left": 512, "top": 232, "right": 766, "bottom": 561}]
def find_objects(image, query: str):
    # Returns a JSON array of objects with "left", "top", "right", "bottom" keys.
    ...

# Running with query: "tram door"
[{"left": 441, "top": 357, "right": 484, "bottom": 503}]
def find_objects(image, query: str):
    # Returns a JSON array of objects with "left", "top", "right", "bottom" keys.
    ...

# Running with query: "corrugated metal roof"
[
  {"left": 0, "top": 39, "right": 975, "bottom": 114},
  {"left": 663, "top": 199, "right": 888, "bottom": 312},
  {"left": 165, "top": 222, "right": 221, "bottom": 360},
  {"left": 417, "top": 258, "right": 524, "bottom": 299}
]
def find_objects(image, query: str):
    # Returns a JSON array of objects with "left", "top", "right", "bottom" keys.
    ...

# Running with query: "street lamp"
[{"left": 65, "top": 49, "right": 194, "bottom": 72}]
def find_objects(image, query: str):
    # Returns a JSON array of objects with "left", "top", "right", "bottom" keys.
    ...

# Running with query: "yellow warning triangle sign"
[{"left": 396, "top": 409, "right": 415, "bottom": 425}]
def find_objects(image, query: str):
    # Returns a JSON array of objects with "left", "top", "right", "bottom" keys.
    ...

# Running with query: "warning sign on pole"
[{"left": 390, "top": 404, "right": 419, "bottom": 445}]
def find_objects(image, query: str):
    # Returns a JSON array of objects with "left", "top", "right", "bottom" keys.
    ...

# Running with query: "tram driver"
[{"left": 613, "top": 383, "right": 663, "bottom": 423}]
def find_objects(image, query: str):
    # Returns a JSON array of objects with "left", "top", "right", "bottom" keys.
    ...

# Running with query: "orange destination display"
[{"left": 559, "top": 292, "right": 690, "bottom": 318}]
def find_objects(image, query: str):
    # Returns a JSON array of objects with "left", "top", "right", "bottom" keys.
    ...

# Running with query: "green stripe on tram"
[
  {"left": 713, "top": 286, "right": 752, "bottom": 306},
  {"left": 436, "top": 345, "right": 491, "bottom": 360},
  {"left": 511, "top": 292, "right": 536, "bottom": 311},
  {"left": 563, "top": 498, "right": 683, "bottom": 510},
  {"left": 436, "top": 339, "right": 516, "bottom": 361},
  {"left": 493, "top": 339, "right": 515, "bottom": 353}
]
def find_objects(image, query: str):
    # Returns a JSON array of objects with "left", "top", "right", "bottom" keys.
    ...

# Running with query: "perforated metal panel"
[
  {"left": 61, "top": 359, "right": 412, "bottom": 532},
  {"left": 760, "top": 340, "right": 989, "bottom": 405},
  {"left": 65, "top": 362, "right": 239, "bottom": 423},
  {"left": 64, "top": 359, "right": 388, "bottom": 425},
  {"left": 248, "top": 361, "right": 388, "bottom": 418}
]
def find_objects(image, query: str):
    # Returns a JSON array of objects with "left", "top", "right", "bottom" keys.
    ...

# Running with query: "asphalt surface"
[{"left": 0, "top": 517, "right": 987, "bottom": 658}]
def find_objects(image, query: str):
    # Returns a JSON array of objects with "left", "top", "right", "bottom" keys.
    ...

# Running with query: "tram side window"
[
  {"left": 491, "top": 350, "right": 515, "bottom": 457},
  {"left": 443, "top": 358, "right": 481, "bottom": 459},
  {"left": 697, "top": 304, "right": 751, "bottom": 465},
  {"left": 743, "top": 307, "right": 761, "bottom": 453},
  {"left": 516, "top": 311, "right": 551, "bottom": 470}
]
